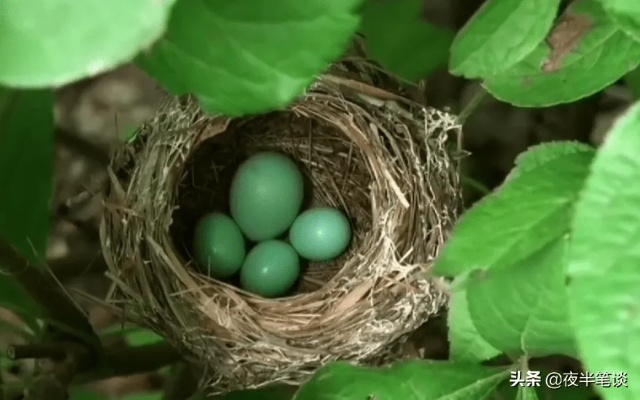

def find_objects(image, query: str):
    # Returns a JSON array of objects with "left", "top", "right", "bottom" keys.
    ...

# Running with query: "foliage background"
[{"left": 1, "top": 0, "right": 640, "bottom": 399}]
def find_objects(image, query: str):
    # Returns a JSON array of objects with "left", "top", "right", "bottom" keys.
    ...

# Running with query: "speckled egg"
[
  {"left": 289, "top": 207, "right": 352, "bottom": 262},
  {"left": 240, "top": 240, "right": 300, "bottom": 298},
  {"left": 192, "top": 212, "right": 246, "bottom": 279},
  {"left": 229, "top": 151, "right": 304, "bottom": 242}
]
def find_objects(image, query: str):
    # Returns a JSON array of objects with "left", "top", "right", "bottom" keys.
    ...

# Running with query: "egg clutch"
[{"left": 191, "top": 151, "right": 352, "bottom": 299}]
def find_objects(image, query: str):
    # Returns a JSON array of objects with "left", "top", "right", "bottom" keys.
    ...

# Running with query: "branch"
[
  {"left": 0, "top": 245, "right": 98, "bottom": 345},
  {"left": 75, "top": 342, "right": 182, "bottom": 384},
  {"left": 0, "top": 239, "right": 100, "bottom": 348},
  {"left": 162, "top": 362, "right": 200, "bottom": 400},
  {"left": 0, "top": 239, "right": 102, "bottom": 400},
  {"left": 26, "top": 343, "right": 93, "bottom": 400},
  {"left": 9, "top": 341, "right": 181, "bottom": 399},
  {"left": 0, "top": 240, "right": 181, "bottom": 399},
  {"left": 104, "top": 343, "right": 182, "bottom": 376},
  {"left": 7, "top": 343, "right": 67, "bottom": 361}
]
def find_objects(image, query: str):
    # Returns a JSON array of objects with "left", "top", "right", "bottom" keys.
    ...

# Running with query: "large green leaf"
[
  {"left": 360, "top": 0, "right": 454, "bottom": 82},
  {"left": 0, "top": 0, "right": 175, "bottom": 88},
  {"left": 510, "top": 141, "right": 595, "bottom": 177},
  {"left": 484, "top": 0, "right": 640, "bottom": 107},
  {"left": 567, "top": 102, "right": 640, "bottom": 400},
  {"left": 433, "top": 142, "right": 595, "bottom": 277},
  {"left": 450, "top": 0, "right": 561, "bottom": 78},
  {"left": 0, "top": 89, "right": 54, "bottom": 268},
  {"left": 137, "top": 0, "right": 363, "bottom": 117},
  {"left": 467, "top": 239, "right": 577, "bottom": 358},
  {"left": 448, "top": 286, "right": 501, "bottom": 363},
  {"left": 517, "top": 386, "right": 539, "bottom": 400},
  {"left": 493, "top": 376, "right": 598, "bottom": 400},
  {"left": 597, "top": 0, "right": 640, "bottom": 42},
  {"left": 294, "top": 360, "right": 510, "bottom": 400}
]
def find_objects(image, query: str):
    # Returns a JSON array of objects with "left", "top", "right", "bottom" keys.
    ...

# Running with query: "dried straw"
[{"left": 100, "top": 65, "right": 461, "bottom": 393}]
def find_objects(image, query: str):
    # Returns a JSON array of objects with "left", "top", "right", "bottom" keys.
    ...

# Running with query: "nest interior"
[
  {"left": 171, "top": 111, "right": 375, "bottom": 294},
  {"left": 101, "top": 74, "right": 461, "bottom": 393}
]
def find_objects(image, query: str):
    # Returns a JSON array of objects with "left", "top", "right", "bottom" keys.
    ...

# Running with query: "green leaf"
[
  {"left": 517, "top": 386, "right": 539, "bottom": 400},
  {"left": 624, "top": 65, "right": 640, "bottom": 98},
  {"left": 536, "top": 384, "right": 599, "bottom": 400},
  {"left": 125, "top": 328, "right": 164, "bottom": 347},
  {"left": 468, "top": 239, "right": 577, "bottom": 359},
  {"left": 0, "top": 89, "right": 54, "bottom": 267},
  {"left": 360, "top": 0, "right": 454, "bottom": 82},
  {"left": 137, "top": 0, "right": 363, "bottom": 117},
  {"left": 294, "top": 360, "right": 510, "bottom": 400},
  {"left": 483, "top": 0, "right": 640, "bottom": 107},
  {"left": 0, "top": 0, "right": 176, "bottom": 88},
  {"left": 597, "top": 0, "right": 640, "bottom": 42},
  {"left": 433, "top": 142, "right": 595, "bottom": 277},
  {"left": 567, "top": 102, "right": 640, "bottom": 400},
  {"left": 448, "top": 286, "right": 502, "bottom": 363},
  {"left": 100, "top": 324, "right": 164, "bottom": 346},
  {"left": 450, "top": 0, "right": 561, "bottom": 78},
  {"left": 493, "top": 376, "right": 598, "bottom": 400},
  {"left": 512, "top": 142, "right": 595, "bottom": 176}
]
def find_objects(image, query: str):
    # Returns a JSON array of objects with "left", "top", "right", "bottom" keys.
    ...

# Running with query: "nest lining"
[{"left": 100, "top": 73, "right": 461, "bottom": 393}]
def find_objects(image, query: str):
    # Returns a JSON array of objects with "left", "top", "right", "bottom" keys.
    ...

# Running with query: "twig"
[
  {"left": 0, "top": 239, "right": 100, "bottom": 348},
  {"left": 9, "top": 341, "right": 181, "bottom": 399},
  {"left": 7, "top": 344, "right": 67, "bottom": 361},
  {"left": 0, "top": 239, "right": 102, "bottom": 400},
  {"left": 162, "top": 362, "right": 200, "bottom": 400},
  {"left": 76, "top": 342, "right": 182, "bottom": 383},
  {"left": 25, "top": 342, "right": 92, "bottom": 400},
  {"left": 105, "top": 343, "right": 181, "bottom": 376}
]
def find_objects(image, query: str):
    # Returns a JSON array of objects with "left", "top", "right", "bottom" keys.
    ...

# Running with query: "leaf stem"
[{"left": 457, "top": 85, "right": 488, "bottom": 125}]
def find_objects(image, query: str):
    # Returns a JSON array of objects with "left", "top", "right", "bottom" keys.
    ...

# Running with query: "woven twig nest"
[{"left": 100, "top": 64, "right": 461, "bottom": 393}]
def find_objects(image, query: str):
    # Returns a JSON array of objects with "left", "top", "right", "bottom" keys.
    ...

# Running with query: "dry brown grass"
[{"left": 100, "top": 60, "right": 461, "bottom": 394}]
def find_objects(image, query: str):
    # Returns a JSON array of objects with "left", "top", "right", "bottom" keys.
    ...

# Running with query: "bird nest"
[{"left": 100, "top": 65, "right": 461, "bottom": 393}]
